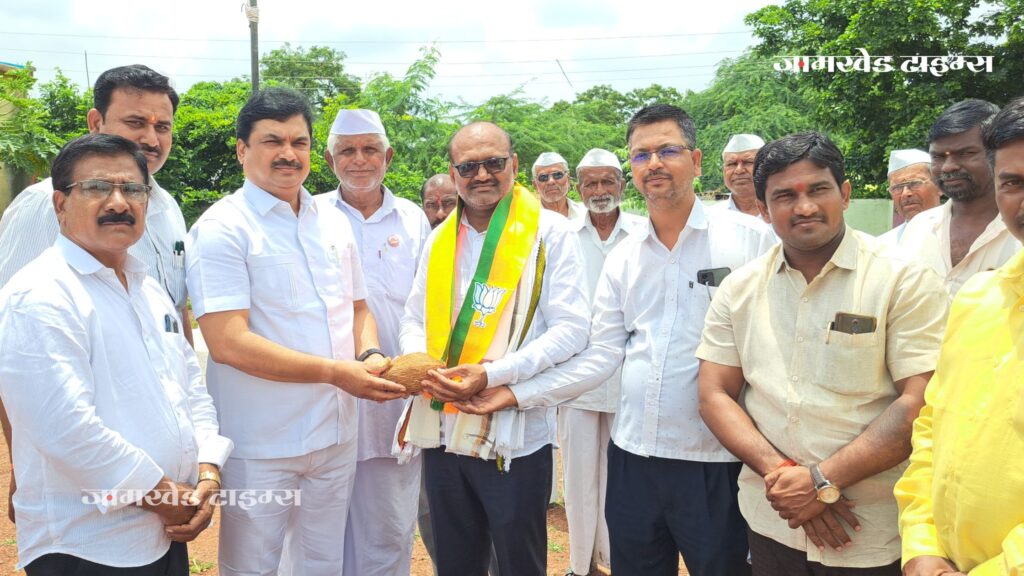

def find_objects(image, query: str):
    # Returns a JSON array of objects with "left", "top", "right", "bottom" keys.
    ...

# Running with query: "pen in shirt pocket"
[
  {"left": 164, "top": 314, "right": 179, "bottom": 334},
  {"left": 173, "top": 240, "right": 185, "bottom": 269}
]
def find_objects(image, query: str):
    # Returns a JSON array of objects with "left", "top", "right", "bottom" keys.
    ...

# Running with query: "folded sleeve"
[{"left": 186, "top": 217, "right": 251, "bottom": 317}]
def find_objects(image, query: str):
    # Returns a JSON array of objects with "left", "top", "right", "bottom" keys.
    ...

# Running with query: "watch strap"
[
  {"left": 357, "top": 348, "right": 385, "bottom": 362},
  {"left": 810, "top": 464, "right": 829, "bottom": 489}
]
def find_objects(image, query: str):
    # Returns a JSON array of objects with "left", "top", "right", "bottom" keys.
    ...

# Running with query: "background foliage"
[{"left": 1, "top": 0, "right": 1021, "bottom": 224}]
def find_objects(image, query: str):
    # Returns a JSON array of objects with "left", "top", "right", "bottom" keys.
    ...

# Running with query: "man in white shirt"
[
  {"left": 315, "top": 109, "right": 430, "bottom": 576},
  {"left": 709, "top": 133, "right": 765, "bottom": 219},
  {"left": 186, "top": 88, "right": 406, "bottom": 576},
  {"left": 0, "top": 134, "right": 232, "bottom": 574},
  {"left": 878, "top": 149, "right": 941, "bottom": 245},
  {"left": 396, "top": 121, "right": 590, "bottom": 576},
  {"left": 0, "top": 64, "right": 191, "bottom": 522},
  {"left": 458, "top": 104, "right": 773, "bottom": 576},
  {"left": 558, "top": 147, "right": 644, "bottom": 576},
  {"left": 533, "top": 151, "right": 586, "bottom": 219},
  {"left": 899, "top": 99, "right": 1022, "bottom": 296}
]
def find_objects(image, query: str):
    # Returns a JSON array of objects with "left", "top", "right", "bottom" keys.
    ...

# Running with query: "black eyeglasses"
[
  {"left": 537, "top": 171, "right": 566, "bottom": 183},
  {"left": 66, "top": 179, "right": 152, "bottom": 203},
  {"left": 453, "top": 156, "right": 510, "bottom": 178}
]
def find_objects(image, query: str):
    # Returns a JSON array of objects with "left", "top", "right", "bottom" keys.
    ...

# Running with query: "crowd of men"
[{"left": 0, "top": 63, "right": 1020, "bottom": 576}]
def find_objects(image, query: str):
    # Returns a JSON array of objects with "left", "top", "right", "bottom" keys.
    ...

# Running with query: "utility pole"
[
  {"left": 245, "top": 0, "right": 259, "bottom": 91},
  {"left": 83, "top": 50, "right": 90, "bottom": 87}
]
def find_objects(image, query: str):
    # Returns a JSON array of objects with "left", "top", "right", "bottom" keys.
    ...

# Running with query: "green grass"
[
  {"left": 189, "top": 557, "right": 216, "bottom": 574},
  {"left": 0, "top": 538, "right": 15, "bottom": 546},
  {"left": 547, "top": 540, "right": 564, "bottom": 553}
]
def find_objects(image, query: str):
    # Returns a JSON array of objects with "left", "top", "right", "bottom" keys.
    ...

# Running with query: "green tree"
[
  {"left": 261, "top": 44, "right": 361, "bottom": 112},
  {"left": 746, "top": 0, "right": 1024, "bottom": 191},
  {"left": 38, "top": 70, "right": 91, "bottom": 143},
  {"left": 0, "top": 65, "right": 60, "bottom": 177}
]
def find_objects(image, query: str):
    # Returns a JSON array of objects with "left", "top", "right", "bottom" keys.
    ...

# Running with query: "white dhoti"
[
  {"left": 341, "top": 455, "right": 422, "bottom": 576},
  {"left": 218, "top": 441, "right": 357, "bottom": 576},
  {"left": 558, "top": 407, "right": 614, "bottom": 574}
]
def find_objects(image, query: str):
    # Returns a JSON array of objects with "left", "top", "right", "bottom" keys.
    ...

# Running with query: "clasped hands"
[
  {"left": 140, "top": 465, "right": 221, "bottom": 543},
  {"left": 764, "top": 464, "right": 861, "bottom": 552},
  {"left": 417, "top": 363, "right": 519, "bottom": 414}
]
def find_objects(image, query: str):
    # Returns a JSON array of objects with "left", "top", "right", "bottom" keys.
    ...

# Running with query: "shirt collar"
[
  {"left": 242, "top": 179, "right": 314, "bottom": 217},
  {"left": 773, "top": 225, "right": 858, "bottom": 274},
  {"left": 636, "top": 198, "right": 709, "bottom": 245},
  {"left": 55, "top": 234, "right": 147, "bottom": 277},
  {"left": 333, "top": 186, "right": 395, "bottom": 223},
  {"left": 146, "top": 177, "right": 172, "bottom": 216},
  {"left": 997, "top": 247, "right": 1024, "bottom": 290}
]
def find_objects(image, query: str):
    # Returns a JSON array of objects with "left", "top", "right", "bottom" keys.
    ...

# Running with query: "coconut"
[{"left": 382, "top": 352, "right": 444, "bottom": 394}]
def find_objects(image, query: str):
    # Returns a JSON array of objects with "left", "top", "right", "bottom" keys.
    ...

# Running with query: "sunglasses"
[
  {"left": 453, "top": 156, "right": 510, "bottom": 178},
  {"left": 66, "top": 179, "right": 152, "bottom": 203},
  {"left": 537, "top": 171, "right": 566, "bottom": 183}
]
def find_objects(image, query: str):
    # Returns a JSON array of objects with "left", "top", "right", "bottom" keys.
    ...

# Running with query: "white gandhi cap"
[
  {"left": 887, "top": 149, "right": 931, "bottom": 176},
  {"left": 722, "top": 134, "right": 766, "bottom": 158},
  {"left": 330, "top": 109, "right": 387, "bottom": 136},
  {"left": 532, "top": 152, "right": 568, "bottom": 171},
  {"left": 576, "top": 148, "right": 622, "bottom": 174}
]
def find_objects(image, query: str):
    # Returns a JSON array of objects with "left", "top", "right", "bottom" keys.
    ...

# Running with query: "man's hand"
[
  {"left": 903, "top": 555, "right": 960, "bottom": 576},
  {"left": 765, "top": 465, "right": 820, "bottom": 523},
  {"left": 362, "top": 353, "right": 391, "bottom": 376},
  {"left": 801, "top": 499, "right": 860, "bottom": 551},
  {"left": 165, "top": 465, "right": 220, "bottom": 543},
  {"left": 452, "top": 386, "right": 518, "bottom": 415},
  {"left": 138, "top": 477, "right": 197, "bottom": 526},
  {"left": 332, "top": 360, "right": 406, "bottom": 402},
  {"left": 422, "top": 364, "right": 488, "bottom": 403}
]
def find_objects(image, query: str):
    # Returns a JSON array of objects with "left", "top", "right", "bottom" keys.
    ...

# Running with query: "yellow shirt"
[
  {"left": 895, "top": 248, "right": 1024, "bottom": 575},
  {"left": 697, "top": 227, "right": 948, "bottom": 567}
]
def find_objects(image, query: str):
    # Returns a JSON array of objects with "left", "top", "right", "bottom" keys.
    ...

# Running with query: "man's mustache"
[
  {"left": 273, "top": 159, "right": 303, "bottom": 170},
  {"left": 139, "top": 143, "right": 161, "bottom": 156},
  {"left": 98, "top": 212, "right": 136, "bottom": 225},
  {"left": 940, "top": 171, "right": 972, "bottom": 183}
]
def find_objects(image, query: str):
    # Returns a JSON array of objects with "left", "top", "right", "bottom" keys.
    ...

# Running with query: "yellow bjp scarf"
[{"left": 423, "top": 183, "right": 540, "bottom": 412}]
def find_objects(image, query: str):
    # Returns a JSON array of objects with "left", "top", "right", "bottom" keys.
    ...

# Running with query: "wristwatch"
[
  {"left": 810, "top": 464, "right": 841, "bottom": 504},
  {"left": 357, "top": 348, "right": 385, "bottom": 362},
  {"left": 198, "top": 469, "right": 221, "bottom": 487}
]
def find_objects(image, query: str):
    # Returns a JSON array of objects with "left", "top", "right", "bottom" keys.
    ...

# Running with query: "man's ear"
[
  {"left": 757, "top": 199, "right": 771, "bottom": 223},
  {"left": 86, "top": 108, "right": 103, "bottom": 133},
  {"left": 841, "top": 179, "right": 852, "bottom": 209},
  {"left": 236, "top": 139, "right": 247, "bottom": 165},
  {"left": 52, "top": 189, "right": 68, "bottom": 227}
]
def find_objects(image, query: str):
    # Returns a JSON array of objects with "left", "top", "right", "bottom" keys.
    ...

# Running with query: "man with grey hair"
[
  {"left": 710, "top": 133, "right": 765, "bottom": 218},
  {"left": 879, "top": 149, "right": 942, "bottom": 245},
  {"left": 317, "top": 108, "right": 430, "bottom": 576},
  {"left": 559, "top": 148, "right": 645, "bottom": 576},
  {"left": 533, "top": 151, "right": 585, "bottom": 218}
]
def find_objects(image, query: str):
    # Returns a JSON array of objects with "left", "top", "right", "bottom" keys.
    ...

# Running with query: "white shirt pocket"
[{"left": 249, "top": 253, "right": 299, "bottom": 310}]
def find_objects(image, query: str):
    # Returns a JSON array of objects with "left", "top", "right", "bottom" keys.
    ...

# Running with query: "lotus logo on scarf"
[{"left": 472, "top": 282, "right": 507, "bottom": 327}]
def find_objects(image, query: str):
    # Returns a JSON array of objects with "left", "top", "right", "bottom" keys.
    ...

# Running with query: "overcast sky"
[{"left": 0, "top": 0, "right": 775, "bottom": 106}]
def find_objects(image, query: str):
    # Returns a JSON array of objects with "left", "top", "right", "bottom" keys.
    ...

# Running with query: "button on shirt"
[
  {"left": 514, "top": 202, "right": 774, "bottom": 461},
  {"left": 898, "top": 201, "right": 1022, "bottom": 298},
  {"left": 187, "top": 180, "right": 367, "bottom": 460},
  {"left": 696, "top": 228, "right": 947, "bottom": 568},
  {"left": 0, "top": 177, "right": 188, "bottom": 308},
  {"left": 316, "top": 187, "right": 430, "bottom": 461},
  {"left": 895, "top": 248, "right": 1024, "bottom": 575},
  {"left": 400, "top": 210, "right": 590, "bottom": 458},
  {"left": 0, "top": 236, "right": 232, "bottom": 569},
  {"left": 563, "top": 209, "right": 646, "bottom": 412}
]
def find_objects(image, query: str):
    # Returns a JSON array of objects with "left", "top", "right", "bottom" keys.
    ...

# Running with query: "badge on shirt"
[{"left": 387, "top": 234, "right": 401, "bottom": 248}]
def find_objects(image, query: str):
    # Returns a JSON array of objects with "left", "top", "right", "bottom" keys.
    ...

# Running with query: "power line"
[{"left": 0, "top": 30, "right": 754, "bottom": 44}]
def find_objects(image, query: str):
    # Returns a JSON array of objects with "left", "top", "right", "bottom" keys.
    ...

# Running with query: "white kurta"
[{"left": 315, "top": 186, "right": 429, "bottom": 576}]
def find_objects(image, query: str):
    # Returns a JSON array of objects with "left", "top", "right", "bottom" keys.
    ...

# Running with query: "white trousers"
[
  {"left": 558, "top": 407, "right": 614, "bottom": 574},
  {"left": 341, "top": 455, "right": 421, "bottom": 576},
  {"left": 218, "top": 441, "right": 357, "bottom": 576}
]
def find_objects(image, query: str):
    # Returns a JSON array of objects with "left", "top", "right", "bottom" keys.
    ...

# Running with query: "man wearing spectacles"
[
  {"left": 451, "top": 105, "right": 773, "bottom": 576},
  {"left": 899, "top": 99, "right": 1022, "bottom": 297},
  {"left": 0, "top": 64, "right": 191, "bottom": 525},
  {"left": 396, "top": 122, "right": 590, "bottom": 576},
  {"left": 709, "top": 133, "right": 766, "bottom": 219},
  {"left": 532, "top": 152, "right": 585, "bottom": 219},
  {"left": 878, "top": 149, "right": 942, "bottom": 245},
  {"left": 0, "top": 133, "right": 233, "bottom": 575}
]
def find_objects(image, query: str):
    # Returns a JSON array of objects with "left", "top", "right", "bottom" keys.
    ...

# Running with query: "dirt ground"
[{"left": 0, "top": 437, "right": 687, "bottom": 575}]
